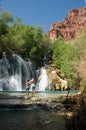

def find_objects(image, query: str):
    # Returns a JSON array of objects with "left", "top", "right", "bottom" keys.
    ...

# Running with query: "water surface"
[{"left": 0, "top": 108, "right": 66, "bottom": 130}]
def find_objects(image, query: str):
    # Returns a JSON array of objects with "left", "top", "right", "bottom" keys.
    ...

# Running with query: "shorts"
[
  {"left": 32, "top": 86, "right": 35, "bottom": 90},
  {"left": 31, "top": 83, "right": 35, "bottom": 90},
  {"left": 26, "top": 86, "right": 30, "bottom": 90}
]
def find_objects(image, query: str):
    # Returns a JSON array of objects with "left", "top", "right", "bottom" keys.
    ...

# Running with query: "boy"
[{"left": 25, "top": 80, "right": 30, "bottom": 96}]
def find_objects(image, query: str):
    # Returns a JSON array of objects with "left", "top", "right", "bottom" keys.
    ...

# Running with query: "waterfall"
[
  {"left": 0, "top": 52, "right": 50, "bottom": 91},
  {"left": 36, "top": 67, "right": 49, "bottom": 91},
  {"left": 0, "top": 52, "right": 37, "bottom": 91}
]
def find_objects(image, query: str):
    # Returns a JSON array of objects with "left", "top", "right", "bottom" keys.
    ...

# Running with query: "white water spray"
[{"left": 36, "top": 67, "right": 49, "bottom": 91}]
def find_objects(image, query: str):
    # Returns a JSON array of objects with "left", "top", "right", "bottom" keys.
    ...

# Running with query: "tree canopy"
[{"left": 0, "top": 11, "right": 53, "bottom": 67}]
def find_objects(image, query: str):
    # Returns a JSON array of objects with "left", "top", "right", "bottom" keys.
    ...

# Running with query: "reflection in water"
[{"left": 0, "top": 108, "right": 66, "bottom": 130}]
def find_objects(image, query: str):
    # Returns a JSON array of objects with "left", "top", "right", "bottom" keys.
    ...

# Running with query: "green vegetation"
[
  {"left": 53, "top": 36, "right": 80, "bottom": 89},
  {"left": 52, "top": 32, "right": 86, "bottom": 91}
]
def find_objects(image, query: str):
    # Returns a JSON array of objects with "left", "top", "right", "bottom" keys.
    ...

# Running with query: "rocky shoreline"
[
  {"left": 0, "top": 92, "right": 68, "bottom": 111},
  {"left": 0, "top": 91, "right": 80, "bottom": 112}
]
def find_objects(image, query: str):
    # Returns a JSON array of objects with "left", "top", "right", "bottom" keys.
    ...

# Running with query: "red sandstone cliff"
[{"left": 48, "top": 6, "right": 86, "bottom": 41}]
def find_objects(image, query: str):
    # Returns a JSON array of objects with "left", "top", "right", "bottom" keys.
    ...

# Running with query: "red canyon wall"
[{"left": 48, "top": 6, "right": 86, "bottom": 41}]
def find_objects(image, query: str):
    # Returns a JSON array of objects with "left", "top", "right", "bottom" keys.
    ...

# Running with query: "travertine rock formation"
[
  {"left": 48, "top": 6, "right": 86, "bottom": 41},
  {"left": 46, "top": 66, "right": 68, "bottom": 91}
]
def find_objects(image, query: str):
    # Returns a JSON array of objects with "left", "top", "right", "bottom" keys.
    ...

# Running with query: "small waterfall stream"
[{"left": 36, "top": 67, "right": 49, "bottom": 91}]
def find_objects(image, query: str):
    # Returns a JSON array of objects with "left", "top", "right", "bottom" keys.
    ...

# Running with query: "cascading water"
[
  {"left": 0, "top": 52, "right": 50, "bottom": 91},
  {"left": 0, "top": 52, "right": 37, "bottom": 91},
  {"left": 36, "top": 67, "right": 49, "bottom": 91}
]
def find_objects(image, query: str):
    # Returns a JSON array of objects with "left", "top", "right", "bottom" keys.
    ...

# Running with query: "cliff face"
[{"left": 48, "top": 6, "right": 86, "bottom": 41}]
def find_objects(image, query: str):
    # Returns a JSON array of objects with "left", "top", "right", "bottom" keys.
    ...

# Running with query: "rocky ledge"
[{"left": 0, "top": 92, "right": 68, "bottom": 111}]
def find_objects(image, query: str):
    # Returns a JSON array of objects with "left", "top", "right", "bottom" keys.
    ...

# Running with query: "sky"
[{"left": 0, "top": 0, "right": 86, "bottom": 32}]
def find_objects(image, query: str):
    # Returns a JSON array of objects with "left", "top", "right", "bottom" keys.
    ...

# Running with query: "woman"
[{"left": 30, "top": 78, "right": 36, "bottom": 97}]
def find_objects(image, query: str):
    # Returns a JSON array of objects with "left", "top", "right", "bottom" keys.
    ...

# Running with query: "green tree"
[
  {"left": 0, "top": 11, "right": 13, "bottom": 57},
  {"left": 0, "top": 10, "right": 13, "bottom": 23},
  {"left": 53, "top": 37, "right": 80, "bottom": 87}
]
